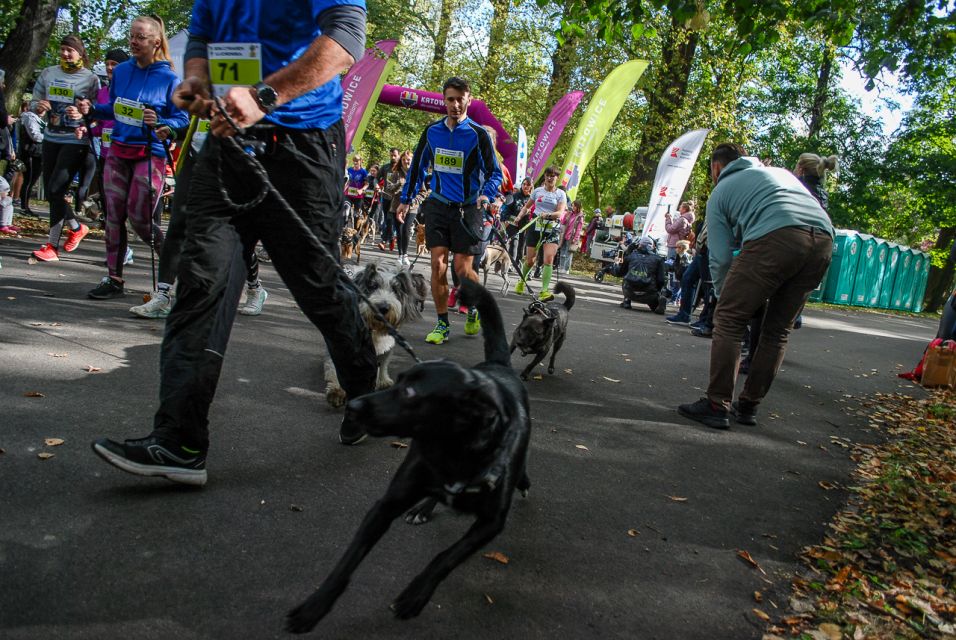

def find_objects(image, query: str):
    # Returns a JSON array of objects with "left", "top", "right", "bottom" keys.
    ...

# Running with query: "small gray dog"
[
  {"left": 325, "top": 263, "right": 428, "bottom": 406},
  {"left": 510, "top": 281, "right": 576, "bottom": 380}
]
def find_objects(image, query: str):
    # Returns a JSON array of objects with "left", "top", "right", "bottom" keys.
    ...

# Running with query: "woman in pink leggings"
[{"left": 77, "top": 15, "right": 188, "bottom": 299}]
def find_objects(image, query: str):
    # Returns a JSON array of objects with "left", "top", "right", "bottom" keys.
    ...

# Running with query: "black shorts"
[
  {"left": 525, "top": 224, "right": 560, "bottom": 248},
  {"left": 421, "top": 198, "right": 482, "bottom": 255}
]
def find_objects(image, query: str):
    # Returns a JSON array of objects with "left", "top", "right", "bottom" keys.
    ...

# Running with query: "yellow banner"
[{"left": 559, "top": 60, "right": 649, "bottom": 200}]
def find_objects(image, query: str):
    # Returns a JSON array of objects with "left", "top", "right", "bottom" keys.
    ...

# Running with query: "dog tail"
[
  {"left": 555, "top": 281, "right": 576, "bottom": 311},
  {"left": 458, "top": 279, "right": 510, "bottom": 366}
]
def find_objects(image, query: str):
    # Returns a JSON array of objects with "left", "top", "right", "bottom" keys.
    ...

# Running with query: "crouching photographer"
[{"left": 608, "top": 236, "right": 668, "bottom": 313}]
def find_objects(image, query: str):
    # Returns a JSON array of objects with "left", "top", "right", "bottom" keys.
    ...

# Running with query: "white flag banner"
[
  {"left": 641, "top": 129, "right": 710, "bottom": 246},
  {"left": 515, "top": 125, "right": 528, "bottom": 185}
]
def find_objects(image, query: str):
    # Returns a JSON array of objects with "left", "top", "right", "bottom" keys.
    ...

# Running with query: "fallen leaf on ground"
[
  {"left": 737, "top": 550, "right": 768, "bottom": 575},
  {"left": 817, "top": 623, "right": 841, "bottom": 640},
  {"left": 817, "top": 480, "right": 837, "bottom": 490},
  {"left": 484, "top": 594, "right": 494, "bottom": 604},
  {"left": 37, "top": 452, "right": 55, "bottom": 460},
  {"left": 666, "top": 495, "right": 688, "bottom": 502},
  {"left": 753, "top": 608, "right": 770, "bottom": 621},
  {"left": 601, "top": 376, "right": 621, "bottom": 383},
  {"left": 84, "top": 365, "right": 101, "bottom": 373},
  {"left": 44, "top": 438, "right": 64, "bottom": 446},
  {"left": 532, "top": 374, "right": 543, "bottom": 380},
  {"left": 754, "top": 591, "right": 763, "bottom": 602},
  {"left": 23, "top": 391, "right": 45, "bottom": 398},
  {"left": 482, "top": 551, "right": 509, "bottom": 565},
  {"left": 289, "top": 504, "right": 304, "bottom": 512},
  {"left": 575, "top": 444, "right": 589, "bottom": 451},
  {"left": 627, "top": 529, "right": 639, "bottom": 537},
  {"left": 389, "top": 441, "right": 408, "bottom": 449},
  {"left": 48, "top": 353, "right": 68, "bottom": 358},
  {"left": 563, "top": 368, "right": 573, "bottom": 374}
]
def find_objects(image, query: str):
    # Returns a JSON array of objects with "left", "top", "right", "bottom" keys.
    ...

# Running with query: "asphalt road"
[{"left": 0, "top": 234, "right": 938, "bottom": 639}]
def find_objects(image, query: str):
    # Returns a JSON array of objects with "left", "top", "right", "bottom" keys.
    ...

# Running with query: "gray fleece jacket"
[{"left": 706, "top": 156, "right": 833, "bottom": 297}]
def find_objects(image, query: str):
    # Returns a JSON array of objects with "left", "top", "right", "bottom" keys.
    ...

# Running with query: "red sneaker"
[
  {"left": 447, "top": 287, "right": 458, "bottom": 308},
  {"left": 457, "top": 303, "right": 469, "bottom": 315},
  {"left": 63, "top": 223, "right": 90, "bottom": 252},
  {"left": 32, "top": 243, "right": 60, "bottom": 262}
]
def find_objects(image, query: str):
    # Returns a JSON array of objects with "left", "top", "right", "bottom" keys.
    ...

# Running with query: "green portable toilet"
[
  {"left": 822, "top": 230, "right": 862, "bottom": 305},
  {"left": 850, "top": 234, "right": 877, "bottom": 306},
  {"left": 911, "top": 252, "right": 932, "bottom": 313},
  {"left": 901, "top": 249, "right": 924, "bottom": 310},
  {"left": 891, "top": 248, "right": 916, "bottom": 309},
  {"left": 878, "top": 243, "right": 901, "bottom": 309}
]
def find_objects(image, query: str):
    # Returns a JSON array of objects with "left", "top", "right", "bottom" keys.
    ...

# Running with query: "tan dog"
[
  {"left": 480, "top": 243, "right": 512, "bottom": 293},
  {"left": 415, "top": 223, "right": 427, "bottom": 255},
  {"left": 340, "top": 227, "right": 358, "bottom": 262}
]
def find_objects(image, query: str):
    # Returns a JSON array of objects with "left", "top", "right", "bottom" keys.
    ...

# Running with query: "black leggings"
[
  {"left": 395, "top": 213, "right": 410, "bottom": 254},
  {"left": 42, "top": 141, "right": 88, "bottom": 227},
  {"left": 20, "top": 155, "right": 42, "bottom": 209}
]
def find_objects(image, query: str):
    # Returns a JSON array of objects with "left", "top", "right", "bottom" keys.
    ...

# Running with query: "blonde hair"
[
  {"left": 679, "top": 200, "right": 695, "bottom": 212},
  {"left": 796, "top": 153, "right": 838, "bottom": 178},
  {"left": 133, "top": 15, "right": 172, "bottom": 67},
  {"left": 676, "top": 240, "right": 690, "bottom": 253}
]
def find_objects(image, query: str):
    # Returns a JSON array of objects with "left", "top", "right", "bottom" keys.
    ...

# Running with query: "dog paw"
[
  {"left": 375, "top": 377, "right": 393, "bottom": 390},
  {"left": 326, "top": 387, "right": 347, "bottom": 408},
  {"left": 286, "top": 595, "right": 332, "bottom": 634},
  {"left": 520, "top": 488, "right": 530, "bottom": 498},
  {"left": 404, "top": 510, "right": 430, "bottom": 526},
  {"left": 390, "top": 583, "right": 432, "bottom": 620}
]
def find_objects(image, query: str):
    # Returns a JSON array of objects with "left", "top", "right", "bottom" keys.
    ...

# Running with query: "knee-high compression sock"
[
  {"left": 541, "top": 264, "right": 553, "bottom": 293},
  {"left": 515, "top": 263, "right": 530, "bottom": 293}
]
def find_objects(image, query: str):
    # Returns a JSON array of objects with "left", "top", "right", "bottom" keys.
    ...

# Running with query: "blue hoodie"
[{"left": 91, "top": 59, "right": 189, "bottom": 157}]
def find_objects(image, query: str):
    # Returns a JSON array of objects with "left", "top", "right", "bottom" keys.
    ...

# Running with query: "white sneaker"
[
  {"left": 397, "top": 254, "right": 410, "bottom": 269},
  {"left": 238, "top": 286, "right": 268, "bottom": 316},
  {"left": 130, "top": 292, "right": 171, "bottom": 319},
  {"left": 124, "top": 247, "right": 134, "bottom": 265}
]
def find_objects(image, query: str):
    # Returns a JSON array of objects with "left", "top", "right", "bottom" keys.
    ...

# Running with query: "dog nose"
[{"left": 376, "top": 302, "right": 390, "bottom": 316}]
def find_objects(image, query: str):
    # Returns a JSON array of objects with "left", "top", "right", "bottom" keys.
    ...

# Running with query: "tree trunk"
[
  {"left": 479, "top": 0, "right": 510, "bottom": 104},
  {"left": 546, "top": 21, "right": 577, "bottom": 108},
  {"left": 923, "top": 227, "right": 956, "bottom": 313},
  {"left": 807, "top": 43, "right": 834, "bottom": 141},
  {"left": 429, "top": 0, "right": 460, "bottom": 90},
  {"left": 0, "top": 0, "right": 62, "bottom": 115},
  {"left": 622, "top": 14, "right": 700, "bottom": 207}
]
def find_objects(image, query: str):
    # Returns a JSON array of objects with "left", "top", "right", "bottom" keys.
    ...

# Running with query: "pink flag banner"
[
  {"left": 378, "top": 84, "right": 518, "bottom": 177},
  {"left": 525, "top": 91, "right": 585, "bottom": 183},
  {"left": 342, "top": 40, "right": 398, "bottom": 151}
]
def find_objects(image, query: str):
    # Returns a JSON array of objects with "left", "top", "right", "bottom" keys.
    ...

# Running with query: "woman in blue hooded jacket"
[{"left": 78, "top": 15, "right": 188, "bottom": 299}]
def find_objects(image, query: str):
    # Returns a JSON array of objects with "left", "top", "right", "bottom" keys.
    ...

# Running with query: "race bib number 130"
[
  {"left": 48, "top": 80, "right": 75, "bottom": 103},
  {"left": 208, "top": 43, "right": 263, "bottom": 97}
]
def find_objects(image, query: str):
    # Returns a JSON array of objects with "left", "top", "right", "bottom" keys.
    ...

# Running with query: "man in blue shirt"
[
  {"left": 396, "top": 77, "right": 502, "bottom": 344},
  {"left": 91, "top": 0, "right": 379, "bottom": 486}
]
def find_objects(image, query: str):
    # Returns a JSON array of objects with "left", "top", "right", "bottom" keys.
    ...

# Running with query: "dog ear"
[{"left": 411, "top": 272, "right": 428, "bottom": 301}]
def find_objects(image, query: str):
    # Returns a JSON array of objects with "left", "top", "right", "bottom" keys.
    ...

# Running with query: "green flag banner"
[{"left": 559, "top": 59, "right": 649, "bottom": 200}]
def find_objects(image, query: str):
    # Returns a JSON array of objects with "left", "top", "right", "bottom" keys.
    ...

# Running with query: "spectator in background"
[
  {"left": 378, "top": 148, "right": 400, "bottom": 252},
  {"left": 345, "top": 155, "right": 367, "bottom": 222},
  {"left": 502, "top": 177, "right": 532, "bottom": 266},
  {"left": 678, "top": 143, "right": 833, "bottom": 430},
  {"left": 794, "top": 153, "right": 837, "bottom": 211},
  {"left": 17, "top": 101, "right": 46, "bottom": 217},
  {"left": 558, "top": 199, "right": 584, "bottom": 274},
  {"left": 30, "top": 34, "right": 101, "bottom": 262},
  {"left": 582, "top": 208, "right": 603, "bottom": 255},
  {"left": 0, "top": 176, "right": 15, "bottom": 233},
  {"left": 664, "top": 200, "right": 695, "bottom": 259}
]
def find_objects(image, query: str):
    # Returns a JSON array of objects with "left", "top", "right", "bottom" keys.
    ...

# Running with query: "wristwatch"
[{"left": 252, "top": 82, "right": 279, "bottom": 114}]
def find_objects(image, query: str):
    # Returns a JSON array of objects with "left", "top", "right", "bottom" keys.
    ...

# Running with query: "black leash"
[{"left": 212, "top": 98, "right": 422, "bottom": 364}]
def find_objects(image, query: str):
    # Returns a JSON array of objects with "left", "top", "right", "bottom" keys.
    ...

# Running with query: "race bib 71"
[{"left": 208, "top": 43, "right": 263, "bottom": 98}]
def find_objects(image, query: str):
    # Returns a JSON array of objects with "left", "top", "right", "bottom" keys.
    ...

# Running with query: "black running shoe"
[
  {"left": 678, "top": 397, "right": 730, "bottom": 429},
  {"left": 91, "top": 436, "right": 207, "bottom": 485},
  {"left": 88, "top": 277, "right": 126, "bottom": 300},
  {"left": 339, "top": 414, "right": 367, "bottom": 446},
  {"left": 732, "top": 400, "right": 758, "bottom": 426}
]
